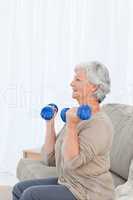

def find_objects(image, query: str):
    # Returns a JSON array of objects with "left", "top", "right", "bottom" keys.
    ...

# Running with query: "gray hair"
[{"left": 77, "top": 61, "right": 111, "bottom": 103}]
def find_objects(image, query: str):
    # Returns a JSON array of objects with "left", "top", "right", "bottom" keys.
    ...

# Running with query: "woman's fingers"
[{"left": 53, "top": 110, "right": 58, "bottom": 118}]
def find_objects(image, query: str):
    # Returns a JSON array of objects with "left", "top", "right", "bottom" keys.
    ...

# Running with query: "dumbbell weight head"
[
  {"left": 77, "top": 104, "right": 92, "bottom": 120},
  {"left": 40, "top": 103, "right": 58, "bottom": 120},
  {"left": 60, "top": 107, "right": 70, "bottom": 123},
  {"left": 48, "top": 103, "right": 58, "bottom": 112}
]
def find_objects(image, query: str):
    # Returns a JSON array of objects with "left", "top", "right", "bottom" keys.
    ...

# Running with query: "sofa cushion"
[
  {"left": 110, "top": 171, "right": 126, "bottom": 187},
  {"left": 102, "top": 103, "right": 133, "bottom": 180},
  {"left": 115, "top": 159, "right": 133, "bottom": 198},
  {"left": 17, "top": 158, "right": 57, "bottom": 181}
]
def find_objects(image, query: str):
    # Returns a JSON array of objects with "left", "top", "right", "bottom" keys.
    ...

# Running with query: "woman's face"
[{"left": 70, "top": 66, "right": 97, "bottom": 104}]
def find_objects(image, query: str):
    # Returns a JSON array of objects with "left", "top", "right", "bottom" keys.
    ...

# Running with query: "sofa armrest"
[{"left": 23, "top": 148, "right": 42, "bottom": 160}]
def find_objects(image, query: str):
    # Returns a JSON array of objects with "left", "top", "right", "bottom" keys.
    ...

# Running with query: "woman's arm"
[
  {"left": 43, "top": 120, "right": 56, "bottom": 154},
  {"left": 41, "top": 119, "right": 56, "bottom": 166},
  {"left": 63, "top": 124, "right": 80, "bottom": 161},
  {"left": 63, "top": 119, "right": 112, "bottom": 170}
]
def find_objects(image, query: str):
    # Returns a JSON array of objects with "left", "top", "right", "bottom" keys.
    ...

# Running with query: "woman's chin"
[{"left": 72, "top": 93, "right": 78, "bottom": 100}]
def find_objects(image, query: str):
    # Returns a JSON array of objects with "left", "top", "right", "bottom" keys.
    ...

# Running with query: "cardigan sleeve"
[
  {"left": 41, "top": 145, "right": 56, "bottom": 166},
  {"left": 64, "top": 119, "right": 113, "bottom": 170}
]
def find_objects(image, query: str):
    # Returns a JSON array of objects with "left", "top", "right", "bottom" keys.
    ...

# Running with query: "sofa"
[{"left": 16, "top": 103, "right": 133, "bottom": 191}]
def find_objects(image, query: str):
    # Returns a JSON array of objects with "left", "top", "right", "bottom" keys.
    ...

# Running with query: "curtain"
[{"left": 0, "top": 0, "right": 132, "bottom": 175}]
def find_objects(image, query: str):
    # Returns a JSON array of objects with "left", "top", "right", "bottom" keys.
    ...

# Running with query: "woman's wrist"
[
  {"left": 45, "top": 119, "right": 55, "bottom": 129},
  {"left": 45, "top": 118, "right": 54, "bottom": 124},
  {"left": 66, "top": 123, "right": 77, "bottom": 130}
]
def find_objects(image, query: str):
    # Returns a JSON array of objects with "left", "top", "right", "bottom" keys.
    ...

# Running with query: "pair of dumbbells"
[{"left": 40, "top": 103, "right": 92, "bottom": 122}]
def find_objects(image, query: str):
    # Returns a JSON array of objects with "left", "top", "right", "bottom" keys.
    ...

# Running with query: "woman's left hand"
[{"left": 66, "top": 107, "right": 81, "bottom": 127}]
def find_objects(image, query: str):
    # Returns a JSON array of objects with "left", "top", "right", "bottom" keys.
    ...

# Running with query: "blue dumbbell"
[
  {"left": 40, "top": 103, "right": 58, "bottom": 120},
  {"left": 60, "top": 104, "right": 92, "bottom": 123}
]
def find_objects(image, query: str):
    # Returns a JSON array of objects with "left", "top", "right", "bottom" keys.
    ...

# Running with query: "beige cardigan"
[{"left": 41, "top": 110, "right": 115, "bottom": 200}]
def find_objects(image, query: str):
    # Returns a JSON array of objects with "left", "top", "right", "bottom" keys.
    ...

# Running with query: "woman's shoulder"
[
  {"left": 77, "top": 109, "right": 114, "bottom": 134},
  {"left": 97, "top": 109, "right": 114, "bottom": 131}
]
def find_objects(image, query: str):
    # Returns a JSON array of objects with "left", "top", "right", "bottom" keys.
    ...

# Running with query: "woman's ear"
[
  {"left": 90, "top": 84, "right": 98, "bottom": 92},
  {"left": 86, "top": 83, "right": 97, "bottom": 93}
]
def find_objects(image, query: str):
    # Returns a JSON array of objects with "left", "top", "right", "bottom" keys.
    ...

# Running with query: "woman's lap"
[
  {"left": 13, "top": 177, "right": 58, "bottom": 193},
  {"left": 12, "top": 177, "right": 76, "bottom": 200}
]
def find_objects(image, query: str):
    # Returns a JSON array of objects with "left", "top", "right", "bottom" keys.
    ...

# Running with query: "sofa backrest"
[{"left": 102, "top": 103, "right": 133, "bottom": 180}]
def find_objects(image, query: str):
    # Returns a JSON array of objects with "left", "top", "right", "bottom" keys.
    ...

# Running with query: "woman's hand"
[{"left": 66, "top": 107, "right": 81, "bottom": 127}]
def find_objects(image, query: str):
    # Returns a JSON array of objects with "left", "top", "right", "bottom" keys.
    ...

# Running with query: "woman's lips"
[{"left": 73, "top": 89, "right": 77, "bottom": 92}]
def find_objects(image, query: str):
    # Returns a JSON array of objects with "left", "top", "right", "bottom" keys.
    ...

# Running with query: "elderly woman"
[{"left": 12, "top": 61, "right": 115, "bottom": 200}]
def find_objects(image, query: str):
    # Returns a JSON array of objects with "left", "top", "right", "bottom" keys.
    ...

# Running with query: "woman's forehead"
[{"left": 74, "top": 66, "right": 86, "bottom": 78}]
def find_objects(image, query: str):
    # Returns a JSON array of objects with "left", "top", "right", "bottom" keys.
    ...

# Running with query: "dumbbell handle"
[{"left": 60, "top": 104, "right": 92, "bottom": 123}]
